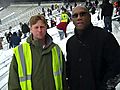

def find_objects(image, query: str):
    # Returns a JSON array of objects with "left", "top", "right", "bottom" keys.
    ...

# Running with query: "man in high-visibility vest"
[
  {"left": 8, "top": 14, "right": 67, "bottom": 90},
  {"left": 56, "top": 11, "right": 70, "bottom": 40}
]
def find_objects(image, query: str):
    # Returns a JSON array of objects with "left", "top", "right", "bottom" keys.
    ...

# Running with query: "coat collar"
[
  {"left": 26, "top": 33, "right": 53, "bottom": 49},
  {"left": 74, "top": 23, "right": 94, "bottom": 40}
]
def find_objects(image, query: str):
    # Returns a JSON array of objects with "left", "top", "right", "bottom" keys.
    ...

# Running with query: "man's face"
[
  {"left": 30, "top": 20, "right": 47, "bottom": 40},
  {"left": 72, "top": 6, "right": 91, "bottom": 30}
]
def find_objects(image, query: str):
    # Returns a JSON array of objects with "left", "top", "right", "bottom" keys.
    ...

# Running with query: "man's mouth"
[{"left": 77, "top": 22, "right": 83, "bottom": 25}]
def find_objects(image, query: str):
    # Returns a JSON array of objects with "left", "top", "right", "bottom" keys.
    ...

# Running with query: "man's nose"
[{"left": 38, "top": 28, "right": 42, "bottom": 32}]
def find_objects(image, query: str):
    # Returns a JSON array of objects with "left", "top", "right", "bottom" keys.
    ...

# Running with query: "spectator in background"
[
  {"left": 4, "top": 32, "right": 8, "bottom": 45},
  {"left": 17, "top": 29, "right": 22, "bottom": 38},
  {"left": 113, "top": 1, "right": 119, "bottom": 17},
  {"left": 74, "top": 2, "right": 77, "bottom": 7},
  {"left": 0, "top": 37, "right": 3, "bottom": 49},
  {"left": 51, "top": 4, "right": 54, "bottom": 10},
  {"left": 20, "top": 22, "right": 30, "bottom": 38},
  {"left": 90, "top": 4, "right": 96, "bottom": 15},
  {"left": 56, "top": 11, "right": 70, "bottom": 40},
  {"left": 42, "top": 7, "right": 45, "bottom": 12},
  {"left": 86, "top": 1, "right": 93, "bottom": 10},
  {"left": 66, "top": 6, "right": 120, "bottom": 90},
  {"left": 5, "top": 32, "right": 8, "bottom": 43},
  {"left": 95, "top": 0, "right": 99, "bottom": 7},
  {"left": 6, "top": 31, "right": 13, "bottom": 48},
  {"left": 50, "top": 18, "right": 56, "bottom": 28},
  {"left": 101, "top": 0, "right": 113, "bottom": 32},
  {"left": 10, "top": 32, "right": 21, "bottom": 48},
  {"left": 49, "top": 9, "right": 52, "bottom": 16},
  {"left": 70, "top": 5, "right": 73, "bottom": 11},
  {"left": 9, "top": 26, "right": 12, "bottom": 31},
  {"left": 55, "top": 4, "right": 58, "bottom": 9}
]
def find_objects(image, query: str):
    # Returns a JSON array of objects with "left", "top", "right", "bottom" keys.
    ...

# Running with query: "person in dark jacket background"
[
  {"left": 19, "top": 22, "right": 30, "bottom": 38},
  {"left": 100, "top": 0, "right": 113, "bottom": 32},
  {"left": 10, "top": 32, "right": 21, "bottom": 48},
  {"left": 66, "top": 6, "right": 120, "bottom": 90},
  {"left": 6, "top": 31, "right": 13, "bottom": 48}
]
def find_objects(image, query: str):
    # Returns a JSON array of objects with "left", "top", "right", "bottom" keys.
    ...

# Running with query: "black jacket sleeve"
[{"left": 102, "top": 33, "right": 120, "bottom": 90}]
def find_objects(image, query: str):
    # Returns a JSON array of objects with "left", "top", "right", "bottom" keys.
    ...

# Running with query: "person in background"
[
  {"left": 95, "top": 0, "right": 99, "bottom": 7},
  {"left": 19, "top": 22, "right": 30, "bottom": 38},
  {"left": 6, "top": 31, "right": 13, "bottom": 48},
  {"left": 66, "top": 6, "right": 120, "bottom": 90},
  {"left": 90, "top": 4, "right": 96, "bottom": 15},
  {"left": 50, "top": 18, "right": 56, "bottom": 28},
  {"left": 56, "top": 10, "right": 70, "bottom": 40},
  {"left": 10, "top": 32, "right": 21, "bottom": 48},
  {"left": 8, "top": 14, "right": 67, "bottom": 90},
  {"left": 17, "top": 29, "right": 22, "bottom": 38},
  {"left": 74, "top": 2, "right": 77, "bottom": 7},
  {"left": 100, "top": 0, "right": 113, "bottom": 32},
  {"left": 0, "top": 37, "right": 3, "bottom": 49}
]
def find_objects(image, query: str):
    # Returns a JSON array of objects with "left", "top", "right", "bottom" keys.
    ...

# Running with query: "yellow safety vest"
[
  {"left": 61, "top": 13, "right": 69, "bottom": 22},
  {"left": 14, "top": 42, "right": 63, "bottom": 90}
]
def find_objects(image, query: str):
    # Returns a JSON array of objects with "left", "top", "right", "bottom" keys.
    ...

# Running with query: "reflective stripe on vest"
[
  {"left": 52, "top": 45, "right": 63, "bottom": 90},
  {"left": 14, "top": 42, "right": 63, "bottom": 90}
]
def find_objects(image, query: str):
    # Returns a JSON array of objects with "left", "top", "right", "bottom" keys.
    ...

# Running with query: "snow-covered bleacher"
[
  {"left": 0, "top": 49, "right": 13, "bottom": 90},
  {"left": 0, "top": 4, "right": 38, "bottom": 23},
  {"left": 0, "top": 3, "right": 38, "bottom": 32},
  {"left": 0, "top": 2, "right": 64, "bottom": 33}
]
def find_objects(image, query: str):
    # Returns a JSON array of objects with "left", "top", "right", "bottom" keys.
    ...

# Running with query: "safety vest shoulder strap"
[{"left": 52, "top": 44, "right": 63, "bottom": 90}]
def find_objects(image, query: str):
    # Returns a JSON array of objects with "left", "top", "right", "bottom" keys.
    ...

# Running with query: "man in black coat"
[{"left": 66, "top": 6, "right": 120, "bottom": 90}]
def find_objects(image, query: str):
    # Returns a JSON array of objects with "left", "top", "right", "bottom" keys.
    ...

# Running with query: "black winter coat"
[
  {"left": 66, "top": 24, "right": 120, "bottom": 90},
  {"left": 21, "top": 23, "right": 30, "bottom": 34},
  {"left": 101, "top": 2, "right": 113, "bottom": 19}
]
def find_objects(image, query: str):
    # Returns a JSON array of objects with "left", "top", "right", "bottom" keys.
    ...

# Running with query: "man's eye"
[
  {"left": 40, "top": 26, "right": 46, "bottom": 29},
  {"left": 72, "top": 12, "right": 88, "bottom": 18},
  {"left": 72, "top": 14, "right": 78, "bottom": 18},
  {"left": 35, "top": 27, "right": 38, "bottom": 29}
]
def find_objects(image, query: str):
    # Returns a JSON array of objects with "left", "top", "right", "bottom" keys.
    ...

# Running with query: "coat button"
[
  {"left": 80, "top": 75, "right": 82, "bottom": 79},
  {"left": 78, "top": 58, "right": 82, "bottom": 62}
]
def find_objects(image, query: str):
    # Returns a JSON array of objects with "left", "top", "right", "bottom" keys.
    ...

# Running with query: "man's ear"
[{"left": 30, "top": 27, "right": 32, "bottom": 33}]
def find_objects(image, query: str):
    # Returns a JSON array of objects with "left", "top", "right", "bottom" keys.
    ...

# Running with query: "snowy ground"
[{"left": 0, "top": 8, "right": 120, "bottom": 90}]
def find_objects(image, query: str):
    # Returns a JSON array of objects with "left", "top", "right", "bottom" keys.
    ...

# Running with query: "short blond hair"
[{"left": 29, "top": 14, "right": 47, "bottom": 27}]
